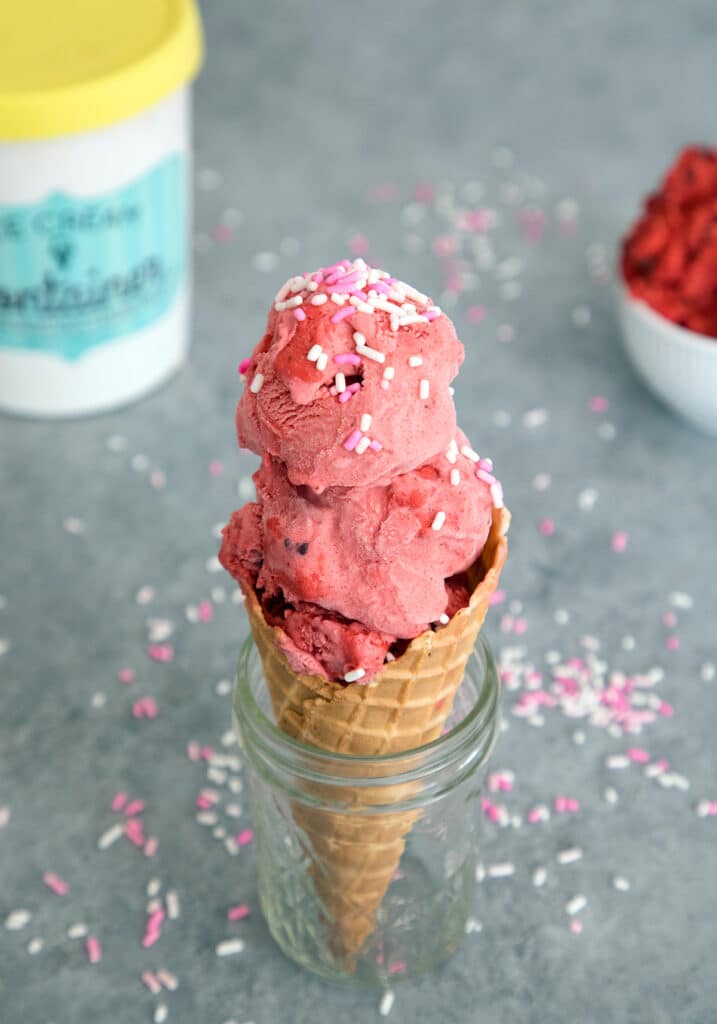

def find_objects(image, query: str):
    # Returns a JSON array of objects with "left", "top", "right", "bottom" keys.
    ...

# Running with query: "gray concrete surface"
[{"left": 1, "top": 2, "right": 716, "bottom": 1021}]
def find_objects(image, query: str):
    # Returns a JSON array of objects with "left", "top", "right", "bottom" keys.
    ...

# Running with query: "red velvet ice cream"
[{"left": 220, "top": 259, "right": 503, "bottom": 681}]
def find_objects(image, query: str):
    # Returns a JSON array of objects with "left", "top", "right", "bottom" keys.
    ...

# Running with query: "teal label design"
[{"left": 0, "top": 154, "right": 185, "bottom": 361}]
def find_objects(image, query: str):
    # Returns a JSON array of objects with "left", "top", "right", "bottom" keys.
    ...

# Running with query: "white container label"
[{"left": 0, "top": 153, "right": 185, "bottom": 360}]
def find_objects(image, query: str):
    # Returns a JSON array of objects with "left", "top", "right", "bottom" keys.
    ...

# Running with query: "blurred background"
[{"left": 1, "top": 2, "right": 716, "bottom": 1022}]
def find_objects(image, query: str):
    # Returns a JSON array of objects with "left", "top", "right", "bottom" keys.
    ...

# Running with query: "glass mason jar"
[{"left": 233, "top": 635, "right": 501, "bottom": 985}]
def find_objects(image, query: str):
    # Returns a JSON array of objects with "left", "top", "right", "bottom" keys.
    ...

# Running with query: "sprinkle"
[
  {"left": 604, "top": 787, "right": 619, "bottom": 804},
  {"left": 665, "top": 635, "right": 680, "bottom": 651},
  {"left": 316, "top": 352, "right": 329, "bottom": 372},
  {"left": 216, "top": 939, "right": 245, "bottom": 957},
  {"left": 343, "top": 430, "right": 362, "bottom": 452},
  {"left": 310, "top": 293, "right": 328, "bottom": 305},
  {"left": 539, "top": 518, "right": 555, "bottom": 537},
  {"left": 522, "top": 408, "right": 549, "bottom": 429},
  {"left": 611, "top": 531, "right": 629, "bottom": 553},
  {"left": 353, "top": 331, "right": 366, "bottom": 346},
  {"left": 111, "top": 792, "right": 128, "bottom": 812},
  {"left": 701, "top": 662, "right": 716, "bottom": 682},
  {"left": 439, "top": 613, "right": 450, "bottom": 625},
  {"left": 606, "top": 755, "right": 630, "bottom": 769},
  {"left": 43, "top": 872, "right": 69, "bottom": 896},
  {"left": 431, "top": 511, "right": 446, "bottom": 531},
  {"left": 249, "top": 373, "right": 264, "bottom": 394},
  {"left": 613, "top": 876, "right": 631, "bottom": 891},
  {"left": 566, "top": 895, "right": 587, "bottom": 916},
  {"left": 382, "top": 366, "right": 395, "bottom": 380},
  {"left": 360, "top": 413, "right": 372, "bottom": 432},
  {"left": 67, "top": 922, "right": 88, "bottom": 939},
  {"left": 356, "top": 343, "right": 385, "bottom": 363},
  {"left": 86, "top": 936, "right": 102, "bottom": 963},
  {"left": 408, "top": 355, "right": 423, "bottom": 367},
  {"left": 464, "top": 917, "right": 482, "bottom": 934},
  {"left": 307, "top": 344, "right": 322, "bottom": 362},
  {"left": 144, "top": 837, "right": 159, "bottom": 858},
  {"left": 589, "top": 395, "right": 609, "bottom": 413},
  {"left": 334, "top": 352, "right": 362, "bottom": 366},
  {"left": 236, "top": 829, "right": 254, "bottom": 846},
  {"left": 344, "top": 668, "right": 366, "bottom": 683},
  {"left": 487, "top": 862, "right": 515, "bottom": 878},
  {"left": 331, "top": 306, "right": 354, "bottom": 324},
  {"left": 570, "top": 920, "right": 584, "bottom": 935},
  {"left": 461, "top": 445, "right": 480, "bottom": 463},
  {"left": 117, "top": 667, "right": 135, "bottom": 683},
  {"left": 227, "top": 904, "right": 251, "bottom": 921},
  {"left": 293, "top": 307, "right": 306, "bottom": 321},
  {"left": 334, "top": 373, "right": 346, "bottom": 393},
  {"left": 370, "top": 440, "right": 383, "bottom": 452},
  {"left": 157, "top": 970, "right": 179, "bottom": 992},
  {"left": 669, "top": 591, "right": 693, "bottom": 610},
  {"left": 490, "top": 482, "right": 505, "bottom": 508},
  {"left": 339, "top": 390, "right": 354, "bottom": 404},
  {"left": 355, "top": 436, "right": 371, "bottom": 455},
  {"left": 557, "top": 848, "right": 583, "bottom": 865},
  {"left": 97, "top": 823, "right": 124, "bottom": 850},
  {"left": 5, "top": 910, "right": 31, "bottom": 931},
  {"left": 154, "top": 1006, "right": 168, "bottom": 1024},
  {"left": 450, "top": 469, "right": 460, "bottom": 486},
  {"left": 165, "top": 891, "right": 180, "bottom": 920},
  {"left": 379, "top": 990, "right": 395, "bottom": 1016},
  {"left": 532, "top": 867, "right": 547, "bottom": 887},
  {"left": 26, "top": 936, "right": 43, "bottom": 955},
  {"left": 124, "top": 799, "right": 145, "bottom": 816},
  {"left": 142, "top": 971, "right": 162, "bottom": 995},
  {"left": 419, "top": 379, "right": 430, "bottom": 400}
]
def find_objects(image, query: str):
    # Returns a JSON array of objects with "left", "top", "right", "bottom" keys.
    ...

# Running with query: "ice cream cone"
[{"left": 241, "top": 504, "right": 510, "bottom": 961}]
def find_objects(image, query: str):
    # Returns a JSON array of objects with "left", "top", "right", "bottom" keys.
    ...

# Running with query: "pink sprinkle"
[
  {"left": 125, "top": 806, "right": 146, "bottom": 825},
  {"left": 388, "top": 961, "right": 407, "bottom": 975},
  {"left": 43, "top": 871, "right": 69, "bottom": 896},
  {"left": 662, "top": 610, "right": 678, "bottom": 628},
  {"left": 198, "top": 600, "right": 214, "bottom": 623},
  {"left": 589, "top": 396, "right": 609, "bottom": 413},
  {"left": 334, "top": 352, "right": 362, "bottom": 365},
  {"left": 527, "top": 808, "right": 544, "bottom": 824},
  {"left": 570, "top": 920, "right": 584, "bottom": 935},
  {"left": 132, "top": 698, "right": 158, "bottom": 720},
  {"left": 311, "top": 271, "right": 324, "bottom": 283},
  {"left": 343, "top": 429, "right": 362, "bottom": 451},
  {"left": 141, "top": 971, "right": 161, "bottom": 994},
  {"left": 348, "top": 233, "right": 370, "bottom": 255},
  {"left": 338, "top": 389, "right": 354, "bottom": 404},
  {"left": 433, "top": 234, "right": 457, "bottom": 256},
  {"left": 514, "top": 618, "right": 528, "bottom": 636},
  {"left": 86, "top": 936, "right": 102, "bottom": 964},
  {"left": 227, "top": 904, "right": 252, "bottom": 921},
  {"left": 665, "top": 636, "right": 680, "bottom": 652},
  {"left": 490, "top": 590, "right": 506, "bottom": 606},
  {"left": 236, "top": 829, "right": 254, "bottom": 847},
  {"left": 125, "top": 822, "right": 146, "bottom": 848},
  {"left": 658, "top": 701, "right": 674, "bottom": 717},
  {"left": 293, "top": 307, "right": 306, "bottom": 322},
  {"left": 196, "top": 795, "right": 214, "bottom": 810},
  {"left": 627, "top": 748, "right": 649, "bottom": 763},
  {"left": 209, "top": 459, "right": 224, "bottom": 477},
  {"left": 147, "top": 909, "right": 165, "bottom": 931},
  {"left": 654, "top": 758, "right": 670, "bottom": 771},
  {"left": 348, "top": 382, "right": 361, "bottom": 393},
  {"left": 414, "top": 182, "right": 435, "bottom": 204},
  {"left": 370, "top": 440, "right": 383, "bottom": 452},
  {"left": 111, "top": 792, "right": 127, "bottom": 812},
  {"left": 200, "top": 746, "right": 215, "bottom": 761},
  {"left": 144, "top": 837, "right": 159, "bottom": 858},
  {"left": 611, "top": 531, "right": 629, "bottom": 553},
  {"left": 187, "top": 741, "right": 201, "bottom": 761},
  {"left": 476, "top": 468, "right": 497, "bottom": 485},
  {"left": 466, "top": 304, "right": 487, "bottom": 324},
  {"left": 464, "top": 209, "right": 494, "bottom": 232},
  {"left": 555, "top": 796, "right": 580, "bottom": 814},
  {"left": 539, "top": 518, "right": 555, "bottom": 537},
  {"left": 238, "top": 358, "right": 251, "bottom": 376},
  {"left": 213, "top": 222, "right": 234, "bottom": 245},
  {"left": 117, "top": 668, "right": 135, "bottom": 684},
  {"left": 147, "top": 644, "right": 174, "bottom": 663},
  {"left": 330, "top": 306, "right": 354, "bottom": 324},
  {"left": 425, "top": 307, "right": 441, "bottom": 321}
]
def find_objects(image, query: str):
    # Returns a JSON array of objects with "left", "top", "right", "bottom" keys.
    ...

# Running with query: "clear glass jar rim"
[{"left": 235, "top": 633, "right": 501, "bottom": 779}]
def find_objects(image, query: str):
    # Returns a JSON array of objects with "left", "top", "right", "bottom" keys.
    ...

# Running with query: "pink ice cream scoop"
[{"left": 220, "top": 259, "right": 504, "bottom": 682}]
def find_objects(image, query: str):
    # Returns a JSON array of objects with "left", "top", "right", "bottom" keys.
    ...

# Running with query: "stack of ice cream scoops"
[{"left": 220, "top": 258, "right": 510, "bottom": 961}]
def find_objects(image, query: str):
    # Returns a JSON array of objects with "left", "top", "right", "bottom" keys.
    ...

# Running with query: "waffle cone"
[{"left": 242, "top": 504, "right": 510, "bottom": 961}]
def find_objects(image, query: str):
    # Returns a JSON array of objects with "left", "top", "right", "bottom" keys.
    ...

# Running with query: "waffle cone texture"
[{"left": 242, "top": 504, "right": 510, "bottom": 961}]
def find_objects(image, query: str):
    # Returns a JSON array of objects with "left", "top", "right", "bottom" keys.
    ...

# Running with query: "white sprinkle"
[
  {"left": 228, "top": 776, "right": 243, "bottom": 793},
  {"left": 307, "top": 344, "right": 322, "bottom": 362},
  {"left": 464, "top": 917, "right": 482, "bottom": 934},
  {"left": 573, "top": 729, "right": 586, "bottom": 745},
  {"left": 566, "top": 895, "right": 587, "bottom": 916},
  {"left": 644, "top": 762, "right": 666, "bottom": 779},
  {"left": 408, "top": 355, "right": 423, "bottom": 367},
  {"left": 604, "top": 787, "right": 619, "bottom": 804},
  {"left": 460, "top": 445, "right": 480, "bottom": 463},
  {"left": 330, "top": 292, "right": 346, "bottom": 306},
  {"left": 143, "top": 972, "right": 162, "bottom": 995},
  {"left": 147, "top": 878, "right": 162, "bottom": 898},
  {"left": 63, "top": 516, "right": 86, "bottom": 535},
  {"left": 701, "top": 661, "right": 715, "bottom": 682},
  {"left": 493, "top": 409, "right": 511, "bottom": 427},
  {"left": 450, "top": 469, "right": 461, "bottom": 486},
  {"left": 622, "top": 635, "right": 636, "bottom": 651},
  {"left": 475, "top": 862, "right": 486, "bottom": 882},
  {"left": 613, "top": 876, "right": 631, "bottom": 892},
  {"left": 215, "top": 679, "right": 232, "bottom": 697},
  {"left": 356, "top": 344, "right": 385, "bottom": 363},
  {"left": 106, "top": 434, "right": 128, "bottom": 452},
  {"left": 166, "top": 890, "right": 180, "bottom": 920},
  {"left": 577, "top": 488, "right": 598, "bottom": 511},
  {"left": 5, "top": 910, "right": 31, "bottom": 931},
  {"left": 382, "top": 366, "right": 395, "bottom": 380},
  {"left": 225, "top": 803, "right": 243, "bottom": 818},
  {"left": 355, "top": 436, "right": 371, "bottom": 455},
  {"left": 197, "top": 812, "right": 218, "bottom": 826},
  {"left": 310, "top": 293, "right": 328, "bottom": 306},
  {"left": 216, "top": 939, "right": 245, "bottom": 957},
  {"left": 335, "top": 372, "right": 346, "bottom": 393},
  {"left": 379, "top": 990, "right": 395, "bottom": 1017},
  {"left": 532, "top": 867, "right": 547, "bottom": 888},
  {"left": 431, "top": 511, "right": 446, "bottom": 531},
  {"left": 157, "top": 969, "right": 179, "bottom": 992},
  {"left": 131, "top": 453, "right": 149, "bottom": 472},
  {"left": 419, "top": 379, "right": 430, "bottom": 400},
  {"left": 353, "top": 331, "right": 366, "bottom": 346},
  {"left": 598, "top": 422, "right": 617, "bottom": 441},
  {"left": 606, "top": 755, "right": 630, "bottom": 770},
  {"left": 91, "top": 692, "right": 106, "bottom": 709},
  {"left": 487, "top": 862, "right": 515, "bottom": 879},
  {"left": 439, "top": 614, "right": 450, "bottom": 625},
  {"left": 249, "top": 373, "right": 264, "bottom": 394},
  {"left": 252, "top": 251, "right": 278, "bottom": 272},
  {"left": 67, "top": 922, "right": 88, "bottom": 939},
  {"left": 27, "top": 937, "right": 44, "bottom": 955},
  {"left": 344, "top": 668, "right": 366, "bottom": 683},
  {"left": 316, "top": 352, "right": 328, "bottom": 372},
  {"left": 557, "top": 847, "right": 583, "bottom": 865},
  {"left": 97, "top": 823, "right": 124, "bottom": 850},
  {"left": 360, "top": 413, "right": 372, "bottom": 432},
  {"left": 224, "top": 837, "right": 239, "bottom": 856},
  {"left": 669, "top": 591, "right": 693, "bottom": 610},
  {"left": 154, "top": 1004, "right": 168, "bottom": 1024},
  {"left": 385, "top": 652, "right": 396, "bottom": 663},
  {"left": 521, "top": 408, "right": 548, "bottom": 429}
]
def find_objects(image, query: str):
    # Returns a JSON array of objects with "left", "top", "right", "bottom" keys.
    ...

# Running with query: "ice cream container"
[{"left": 0, "top": 0, "right": 203, "bottom": 417}]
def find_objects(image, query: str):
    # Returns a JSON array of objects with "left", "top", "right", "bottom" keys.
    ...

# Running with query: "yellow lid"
[{"left": 0, "top": 0, "right": 203, "bottom": 140}]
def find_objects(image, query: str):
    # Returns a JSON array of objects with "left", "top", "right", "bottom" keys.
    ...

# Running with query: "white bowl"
[{"left": 617, "top": 283, "right": 717, "bottom": 436}]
